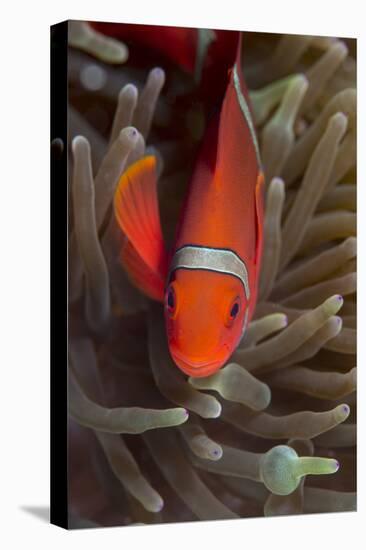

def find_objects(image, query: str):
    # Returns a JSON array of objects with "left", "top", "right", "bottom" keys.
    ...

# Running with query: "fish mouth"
[{"left": 169, "top": 345, "right": 229, "bottom": 378}]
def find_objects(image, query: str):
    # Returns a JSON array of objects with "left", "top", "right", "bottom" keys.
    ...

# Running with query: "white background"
[{"left": 0, "top": 1, "right": 364, "bottom": 548}]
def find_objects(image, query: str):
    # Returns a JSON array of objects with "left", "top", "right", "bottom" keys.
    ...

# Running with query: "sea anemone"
[{"left": 66, "top": 22, "right": 356, "bottom": 527}]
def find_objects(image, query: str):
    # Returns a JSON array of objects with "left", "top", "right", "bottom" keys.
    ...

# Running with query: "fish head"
[{"left": 164, "top": 269, "right": 248, "bottom": 377}]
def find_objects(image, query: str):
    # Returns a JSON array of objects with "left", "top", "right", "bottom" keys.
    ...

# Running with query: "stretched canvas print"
[{"left": 51, "top": 20, "right": 357, "bottom": 529}]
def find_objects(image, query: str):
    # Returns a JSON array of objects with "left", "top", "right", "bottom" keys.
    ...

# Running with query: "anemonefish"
[{"left": 113, "top": 32, "right": 264, "bottom": 378}]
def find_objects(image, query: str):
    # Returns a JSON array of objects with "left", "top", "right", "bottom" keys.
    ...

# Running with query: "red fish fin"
[
  {"left": 235, "top": 31, "right": 243, "bottom": 66},
  {"left": 114, "top": 155, "right": 168, "bottom": 300},
  {"left": 121, "top": 241, "right": 165, "bottom": 301},
  {"left": 255, "top": 171, "right": 265, "bottom": 265}
]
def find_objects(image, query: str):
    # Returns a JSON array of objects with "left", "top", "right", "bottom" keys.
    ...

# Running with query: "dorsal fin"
[
  {"left": 255, "top": 171, "right": 265, "bottom": 266},
  {"left": 212, "top": 32, "right": 260, "bottom": 196}
]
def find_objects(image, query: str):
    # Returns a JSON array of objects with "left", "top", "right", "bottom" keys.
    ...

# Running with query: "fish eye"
[
  {"left": 225, "top": 296, "right": 241, "bottom": 327},
  {"left": 230, "top": 302, "right": 240, "bottom": 319},
  {"left": 165, "top": 284, "right": 176, "bottom": 317}
]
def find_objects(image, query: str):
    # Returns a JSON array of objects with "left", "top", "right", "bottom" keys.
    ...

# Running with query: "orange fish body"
[{"left": 114, "top": 33, "right": 264, "bottom": 378}]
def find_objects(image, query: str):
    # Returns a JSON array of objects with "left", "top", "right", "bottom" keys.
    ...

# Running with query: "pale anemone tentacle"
[
  {"left": 68, "top": 364, "right": 189, "bottom": 434},
  {"left": 254, "top": 301, "right": 306, "bottom": 323},
  {"left": 239, "top": 313, "right": 288, "bottom": 348},
  {"left": 95, "top": 430, "right": 164, "bottom": 513},
  {"left": 249, "top": 75, "right": 299, "bottom": 126},
  {"left": 246, "top": 34, "right": 313, "bottom": 87},
  {"left": 68, "top": 21, "right": 129, "bottom": 64},
  {"left": 143, "top": 429, "right": 238, "bottom": 520},
  {"left": 259, "top": 316, "right": 343, "bottom": 374},
  {"left": 282, "top": 88, "right": 356, "bottom": 186},
  {"left": 311, "top": 36, "right": 338, "bottom": 50},
  {"left": 125, "top": 131, "right": 146, "bottom": 167},
  {"left": 313, "top": 423, "right": 356, "bottom": 448},
  {"left": 219, "top": 476, "right": 356, "bottom": 514},
  {"left": 303, "top": 488, "right": 356, "bottom": 513},
  {"left": 299, "top": 41, "right": 348, "bottom": 115},
  {"left": 68, "top": 105, "right": 107, "bottom": 172},
  {"left": 317, "top": 185, "right": 356, "bottom": 213},
  {"left": 298, "top": 211, "right": 356, "bottom": 254},
  {"left": 233, "top": 295, "right": 343, "bottom": 371},
  {"left": 324, "top": 326, "right": 356, "bottom": 354},
  {"left": 69, "top": 127, "right": 138, "bottom": 304},
  {"left": 71, "top": 136, "right": 111, "bottom": 331},
  {"left": 189, "top": 439, "right": 339, "bottom": 499},
  {"left": 272, "top": 237, "right": 356, "bottom": 301},
  {"left": 132, "top": 67, "right": 166, "bottom": 139},
  {"left": 188, "top": 363, "right": 271, "bottom": 411},
  {"left": 189, "top": 443, "right": 262, "bottom": 481},
  {"left": 179, "top": 418, "right": 223, "bottom": 461},
  {"left": 259, "top": 443, "right": 339, "bottom": 496},
  {"left": 69, "top": 337, "right": 104, "bottom": 400},
  {"left": 279, "top": 111, "right": 348, "bottom": 270},
  {"left": 264, "top": 439, "right": 313, "bottom": 515},
  {"left": 221, "top": 400, "right": 350, "bottom": 440},
  {"left": 327, "top": 130, "right": 356, "bottom": 190},
  {"left": 281, "top": 272, "right": 356, "bottom": 309},
  {"left": 109, "top": 84, "right": 138, "bottom": 145},
  {"left": 94, "top": 126, "right": 139, "bottom": 231},
  {"left": 259, "top": 177, "right": 285, "bottom": 300},
  {"left": 261, "top": 75, "right": 308, "bottom": 183},
  {"left": 265, "top": 365, "right": 356, "bottom": 400}
]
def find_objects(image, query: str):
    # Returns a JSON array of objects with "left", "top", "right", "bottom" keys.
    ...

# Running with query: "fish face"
[{"left": 164, "top": 269, "right": 248, "bottom": 377}]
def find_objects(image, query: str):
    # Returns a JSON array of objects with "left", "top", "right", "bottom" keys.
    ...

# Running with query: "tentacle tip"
[
  {"left": 270, "top": 176, "right": 285, "bottom": 189},
  {"left": 211, "top": 401, "right": 222, "bottom": 418},
  {"left": 150, "top": 66, "right": 166, "bottom": 85},
  {"left": 120, "top": 126, "right": 139, "bottom": 145},
  {"left": 334, "top": 315, "right": 343, "bottom": 329},
  {"left": 345, "top": 236, "right": 357, "bottom": 256},
  {"left": 333, "top": 40, "right": 348, "bottom": 57},
  {"left": 177, "top": 408, "right": 189, "bottom": 424},
  {"left": 322, "top": 458, "right": 341, "bottom": 475},
  {"left": 331, "top": 111, "right": 348, "bottom": 133},
  {"left": 351, "top": 367, "right": 357, "bottom": 385},
  {"left": 296, "top": 73, "right": 309, "bottom": 91},
  {"left": 335, "top": 403, "right": 350, "bottom": 422},
  {"left": 109, "top": 50, "right": 129, "bottom": 65},
  {"left": 261, "top": 386, "right": 272, "bottom": 410},
  {"left": 211, "top": 447, "right": 223, "bottom": 460},
  {"left": 121, "top": 83, "right": 138, "bottom": 99},
  {"left": 327, "top": 294, "right": 344, "bottom": 314},
  {"left": 99, "top": 36, "right": 129, "bottom": 64},
  {"left": 71, "top": 134, "right": 89, "bottom": 153},
  {"left": 152, "top": 497, "right": 164, "bottom": 513}
]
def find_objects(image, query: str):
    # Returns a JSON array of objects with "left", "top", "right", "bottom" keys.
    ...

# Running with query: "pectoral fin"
[{"left": 113, "top": 155, "right": 168, "bottom": 301}]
